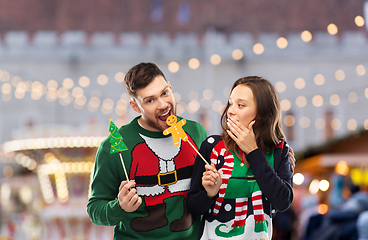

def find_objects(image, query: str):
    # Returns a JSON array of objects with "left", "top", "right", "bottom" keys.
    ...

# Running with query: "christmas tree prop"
[
  {"left": 109, "top": 118, "right": 129, "bottom": 180},
  {"left": 163, "top": 115, "right": 209, "bottom": 165}
]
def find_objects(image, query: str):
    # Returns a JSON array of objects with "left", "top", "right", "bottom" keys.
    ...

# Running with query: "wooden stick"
[
  {"left": 119, "top": 153, "right": 129, "bottom": 181},
  {"left": 187, "top": 140, "right": 209, "bottom": 165}
]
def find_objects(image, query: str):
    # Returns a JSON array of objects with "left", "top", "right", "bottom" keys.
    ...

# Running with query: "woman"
[{"left": 187, "top": 76, "right": 294, "bottom": 240}]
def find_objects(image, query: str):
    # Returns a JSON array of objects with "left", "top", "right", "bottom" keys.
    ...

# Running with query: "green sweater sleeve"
[{"left": 87, "top": 139, "right": 128, "bottom": 226}]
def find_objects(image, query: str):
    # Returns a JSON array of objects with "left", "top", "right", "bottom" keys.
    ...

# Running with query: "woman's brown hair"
[{"left": 221, "top": 76, "right": 285, "bottom": 159}]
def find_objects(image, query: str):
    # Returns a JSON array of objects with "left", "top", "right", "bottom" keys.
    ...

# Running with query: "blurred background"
[{"left": 0, "top": 0, "right": 367, "bottom": 239}]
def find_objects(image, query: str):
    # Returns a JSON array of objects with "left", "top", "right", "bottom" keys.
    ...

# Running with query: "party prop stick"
[
  {"left": 118, "top": 154, "right": 129, "bottom": 181},
  {"left": 186, "top": 138, "right": 209, "bottom": 165},
  {"left": 163, "top": 115, "right": 209, "bottom": 165},
  {"left": 109, "top": 118, "right": 129, "bottom": 181}
]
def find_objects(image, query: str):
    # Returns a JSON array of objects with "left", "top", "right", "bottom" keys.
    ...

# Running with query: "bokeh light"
[
  {"left": 168, "top": 61, "right": 180, "bottom": 73},
  {"left": 331, "top": 119, "right": 341, "bottom": 130},
  {"left": 293, "top": 173, "right": 305, "bottom": 185},
  {"left": 276, "top": 37, "right": 288, "bottom": 49},
  {"left": 327, "top": 23, "right": 338, "bottom": 35},
  {"left": 63, "top": 78, "right": 74, "bottom": 89},
  {"left": 301, "top": 30, "right": 313, "bottom": 42},
  {"left": 253, "top": 43, "right": 264, "bottom": 55},
  {"left": 335, "top": 161, "right": 349, "bottom": 176},
  {"left": 203, "top": 89, "right": 213, "bottom": 100},
  {"left": 2, "top": 83, "right": 11, "bottom": 94},
  {"left": 296, "top": 96, "right": 307, "bottom": 108},
  {"left": 210, "top": 54, "right": 221, "bottom": 65},
  {"left": 115, "top": 72, "right": 125, "bottom": 83},
  {"left": 284, "top": 115, "right": 295, "bottom": 127},
  {"left": 330, "top": 94, "right": 340, "bottom": 106},
  {"left": 348, "top": 91, "right": 358, "bottom": 103},
  {"left": 312, "top": 95, "right": 323, "bottom": 107},
  {"left": 335, "top": 69, "right": 345, "bottom": 81},
  {"left": 319, "top": 179, "right": 330, "bottom": 191},
  {"left": 318, "top": 204, "right": 329, "bottom": 215},
  {"left": 299, "top": 117, "right": 310, "bottom": 128},
  {"left": 356, "top": 65, "right": 366, "bottom": 76},
  {"left": 314, "top": 74, "right": 325, "bottom": 85},
  {"left": 187, "top": 100, "right": 200, "bottom": 113},
  {"left": 47, "top": 80, "right": 58, "bottom": 90},
  {"left": 79, "top": 76, "right": 90, "bottom": 87},
  {"left": 275, "top": 81, "right": 286, "bottom": 93},
  {"left": 97, "top": 74, "right": 108, "bottom": 85},
  {"left": 347, "top": 119, "right": 357, "bottom": 131},
  {"left": 294, "top": 78, "right": 306, "bottom": 89},
  {"left": 280, "top": 99, "right": 291, "bottom": 111},
  {"left": 309, "top": 179, "right": 320, "bottom": 194},
  {"left": 188, "top": 58, "right": 200, "bottom": 69},
  {"left": 355, "top": 15, "right": 365, "bottom": 27},
  {"left": 72, "top": 87, "right": 84, "bottom": 98},
  {"left": 232, "top": 49, "right": 243, "bottom": 60}
]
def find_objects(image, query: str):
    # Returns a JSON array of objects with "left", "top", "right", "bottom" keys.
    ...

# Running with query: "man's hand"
[
  {"left": 202, "top": 163, "right": 222, "bottom": 198},
  {"left": 117, "top": 181, "right": 142, "bottom": 212},
  {"left": 288, "top": 147, "right": 296, "bottom": 171}
]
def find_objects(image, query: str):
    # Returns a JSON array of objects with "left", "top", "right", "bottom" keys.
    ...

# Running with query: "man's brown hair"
[{"left": 124, "top": 62, "right": 167, "bottom": 98}]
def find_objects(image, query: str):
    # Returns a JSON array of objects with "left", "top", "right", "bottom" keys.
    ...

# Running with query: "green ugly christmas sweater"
[{"left": 87, "top": 116, "right": 207, "bottom": 240}]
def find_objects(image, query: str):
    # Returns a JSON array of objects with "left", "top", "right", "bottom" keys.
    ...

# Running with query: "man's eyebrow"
[{"left": 142, "top": 86, "right": 170, "bottom": 101}]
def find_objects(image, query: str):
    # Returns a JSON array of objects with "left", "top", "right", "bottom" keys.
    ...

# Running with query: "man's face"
[{"left": 130, "top": 76, "right": 176, "bottom": 132}]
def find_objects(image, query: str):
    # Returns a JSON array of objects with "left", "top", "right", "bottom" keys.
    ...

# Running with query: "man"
[{"left": 87, "top": 62, "right": 208, "bottom": 239}]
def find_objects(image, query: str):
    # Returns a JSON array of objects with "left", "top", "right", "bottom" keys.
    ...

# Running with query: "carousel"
[{"left": 1, "top": 121, "right": 115, "bottom": 240}]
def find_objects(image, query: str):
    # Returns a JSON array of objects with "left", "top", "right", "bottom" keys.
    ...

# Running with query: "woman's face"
[{"left": 227, "top": 84, "right": 257, "bottom": 128}]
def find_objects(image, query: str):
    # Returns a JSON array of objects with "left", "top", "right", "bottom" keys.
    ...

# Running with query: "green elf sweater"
[
  {"left": 87, "top": 116, "right": 207, "bottom": 240},
  {"left": 187, "top": 135, "right": 293, "bottom": 240}
]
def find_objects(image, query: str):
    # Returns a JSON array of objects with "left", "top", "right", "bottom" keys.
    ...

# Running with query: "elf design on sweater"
[
  {"left": 208, "top": 140, "right": 274, "bottom": 238},
  {"left": 187, "top": 135, "right": 294, "bottom": 240}
]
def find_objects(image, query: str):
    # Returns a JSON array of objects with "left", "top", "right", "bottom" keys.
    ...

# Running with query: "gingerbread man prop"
[
  {"left": 163, "top": 115, "right": 188, "bottom": 146},
  {"left": 163, "top": 115, "right": 209, "bottom": 165}
]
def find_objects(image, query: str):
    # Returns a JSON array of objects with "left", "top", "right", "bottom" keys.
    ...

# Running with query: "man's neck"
[{"left": 137, "top": 116, "right": 161, "bottom": 132}]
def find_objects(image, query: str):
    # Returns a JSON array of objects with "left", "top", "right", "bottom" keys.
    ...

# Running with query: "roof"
[
  {"left": 296, "top": 128, "right": 368, "bottom": 174},
  {"left": 0, "top": 0, "right": 365, "bottom": 35}
]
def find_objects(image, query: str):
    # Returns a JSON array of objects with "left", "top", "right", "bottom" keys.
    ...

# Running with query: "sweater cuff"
[
  {"left": 108, "top": 199, "right": 126, "bottom": 219},
  {"left": 208, "top": 192, "right": 219, "bottom": 201},
  {"left": 246, "top": 148, "right": 266, "bottom": 167}
]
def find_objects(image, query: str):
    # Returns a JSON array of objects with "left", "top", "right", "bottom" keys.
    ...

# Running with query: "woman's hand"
[
  {"left": 202, "top": 163, "right": 222, "bottom": 198},
  {"left": 226, "top": 118, "right": 258, "bottom": 154}
]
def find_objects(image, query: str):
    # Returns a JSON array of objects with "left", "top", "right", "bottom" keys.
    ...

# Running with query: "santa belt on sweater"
[{"left": 134, "top": 165, "right": 193, "bottom": 187}]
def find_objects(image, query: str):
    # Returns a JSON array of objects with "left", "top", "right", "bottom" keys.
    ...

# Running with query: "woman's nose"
[{"left": 228, "top": 105, "right": 235, "bottom": 116}]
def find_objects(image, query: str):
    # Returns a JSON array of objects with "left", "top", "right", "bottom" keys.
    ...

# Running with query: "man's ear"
[{"left": 130, "top": 99, "right": 141, "bottom": 113}]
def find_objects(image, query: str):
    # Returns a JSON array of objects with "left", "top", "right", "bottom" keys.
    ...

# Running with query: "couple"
[{"left": 87, "top": 62, "right": 294, "bottom": 240}]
